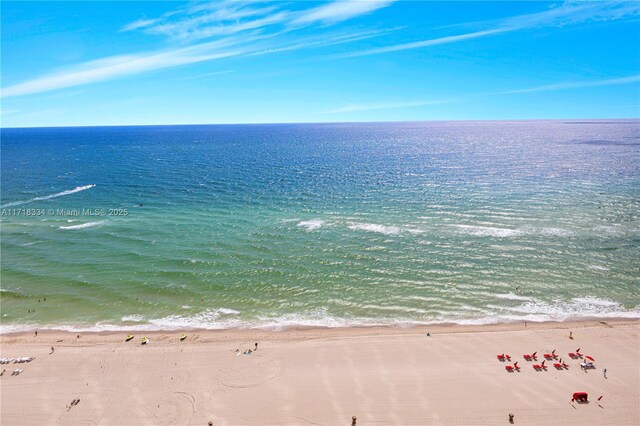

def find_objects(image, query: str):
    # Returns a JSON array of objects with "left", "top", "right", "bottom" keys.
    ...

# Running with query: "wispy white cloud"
[
  {"left": 120, "top": 17, "right": 162, "bottom": 32},
  {"left": 321, "top": 99, "right": 453, "bottom": 114},
  {"left": 246, "top": 27, "right": 400, "bottom": 57},
  {"left": 322, "top": 74, "right": 640, "bottom": 114},
  {"left": 341, "top": 1, "right": 640, "bottom": 57},
  {"left": 1, "top": 38, "right": 248, "bottom": 98},
  {"left": 341, "top": 27, "right": 511, "bottom": 57},
  {"left": 3, "top": 1, "right": 395, "bottom": 98},
  {"left": 146, "top": 9, "right": 290, "bottom": 43},
  {"left": 490, "top": 74, "right": 640, "bottom": 95},
  {"left": 291, "top": 0, "right": 395, "bottom": 26}
]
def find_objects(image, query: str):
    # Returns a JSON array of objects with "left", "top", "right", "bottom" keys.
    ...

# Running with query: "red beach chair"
[
  {"left": 568, "top": 348, "right": 582, "bottom": 359},
  {"left": 497, "top": 353, "right": 511, "bottom": 361},
  {"left": 505, "top": 362, "right": 519, "bottom": 372},
  {"left": 533, "top": 360, "right": 546, "bottom": 370},
  {"left": 572, "top": 392, "right": 588, "bottom": 403},
  {"left": 523, "top": 351, "right": 537, "bottom": 361},
  {"left": 544, "top": 350, "right": 557, "bottom": 360}
]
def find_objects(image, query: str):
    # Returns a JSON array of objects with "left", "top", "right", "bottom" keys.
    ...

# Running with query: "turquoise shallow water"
[{"left": 1, "top": 121, "right": 639, "bottom": 331}]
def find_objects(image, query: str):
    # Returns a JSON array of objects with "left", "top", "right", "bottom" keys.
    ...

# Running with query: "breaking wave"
[{"left": 1, "top": 184, "right": 96, "bottom": 208}]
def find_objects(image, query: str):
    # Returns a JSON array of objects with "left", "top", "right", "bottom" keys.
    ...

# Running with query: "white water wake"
[{"left": 1, "top": 184, "right": 96, "bottom": 208}]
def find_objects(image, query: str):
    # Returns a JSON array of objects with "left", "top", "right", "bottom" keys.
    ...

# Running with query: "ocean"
[{"left": 1, "top": 120, "right": 638, "bottom": 332}]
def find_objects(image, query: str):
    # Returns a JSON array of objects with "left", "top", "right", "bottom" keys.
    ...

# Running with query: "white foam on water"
[
  {"left": 588, "top": 265, "right": 609, "bottom": 271},
  {"left": 2, "top": 297, "right": 637, "bottom": 334},
  {"left": 487, "top": 296, "right": 639, "bottom": 322},
  {"left": 121, "top": 315, "right": 144, "bottom": 322},
  {"left": 20, "top": 241, "right": 42, "bottom": 247},
  {"left": 537, "top": 227, "right": 574, "bottom": 237},
  {"left": 148, "top": 307, "right": 242, "bottom": 329},
  {"left": 495, "top": 293, "right": 535, "bottom": 302},
  {"left": 297, "top": 220, "right": 325, "bottom": 231},
  {"left": 347, "top": 223, "right": 401, "bottom": 235},
  {"left": 456, "top": 224, "right": 574, "bottom": 238},
  {"left": 58, "top": 220, "right": 106, "bottom": 230},
  {"left": 1, "top": 184, "right": 96, "bottom": 208},
  {"left": 455, "top": 225, "right": 522, "bottom": 238}
]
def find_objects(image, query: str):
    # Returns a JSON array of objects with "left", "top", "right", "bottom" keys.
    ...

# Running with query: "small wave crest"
[
  {"left": 121, "top": 314, "right": 144, "bottom": 322},
  {"left": 487, "top": 296, "right": 639, "bottom": 322},
  {"left": 455, "top": 224, "right": 574, "bottom": 238},
  {"left": 456, "top": 225, "right": 522, "bottom": 238},
  {"left": 58, "top": 220, "right": 106, "bottom": 230},
  {"left": 297, "top": 220, "right": 325, "bottom": 231},
  {"left": 495, "top": 292, "right": 535, "bottom": 302},
  {"left": 348, "top": 223, "right": 401, "bottom": 235},
  {"left": 1, "top": 184, "right": 96, "bottom": 208}
]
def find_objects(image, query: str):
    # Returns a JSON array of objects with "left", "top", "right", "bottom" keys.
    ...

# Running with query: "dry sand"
[{"left": 1, "top": 320, "right": 638, "bottom": 425}]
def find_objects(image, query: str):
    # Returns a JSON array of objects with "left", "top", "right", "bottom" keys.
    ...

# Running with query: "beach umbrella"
[{"left": 585, "top": 356, "right": 595, "bottom": 361}]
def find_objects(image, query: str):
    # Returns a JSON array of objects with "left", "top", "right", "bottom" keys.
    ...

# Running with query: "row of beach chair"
[
  {"left": 0, "top": 357, "right": 35, "bottom": 364},
  {"left": 498, "top": 348, "right": 592, "bottom": 372}
]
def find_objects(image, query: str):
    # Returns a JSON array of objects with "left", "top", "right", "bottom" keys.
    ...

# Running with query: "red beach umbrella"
[{"left": 585, "top": 356, "right": 595, "bottom": 361}]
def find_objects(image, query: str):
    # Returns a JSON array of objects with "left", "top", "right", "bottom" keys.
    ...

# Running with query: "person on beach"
[
  {"left": 603, "top": 368, "right": 607, "bottom": 378},
  {"left": 255, "top": 342, "right": 258, "bottom": 351},
  {"left": 50, "top": 346, "right": 54, "bottom": 354},
  {"left": 569, "top": 331, "right": 573, "bottom": 339},
  {"left": 351, "top": 416, "right": 357, "bottom": 425}
]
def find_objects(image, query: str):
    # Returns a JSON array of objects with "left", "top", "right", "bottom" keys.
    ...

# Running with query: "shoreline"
[
  {"left": 1, "top": 317, "right": 638, "bottom": 339},
  {"left": 2, "top": 319, "right": 638, "bottom": 425}
]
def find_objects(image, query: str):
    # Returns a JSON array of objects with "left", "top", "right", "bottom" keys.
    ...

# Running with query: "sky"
[{"left": 1, "top": 0, "right": 639, "bottom": 127}]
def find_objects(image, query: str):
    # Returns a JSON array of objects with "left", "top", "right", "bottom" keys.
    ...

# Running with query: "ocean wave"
[
  {"left": 487, "top": 296, "right": 639, "bottom": 322},
  {"left": 148, "top": 307, "right": 242, "bottom": 329},
  {"left": 537, "top": 227, "right": 574, "bottom": 237},
  {"left": 347, "top": 223, "right": 401, "bottom": 235},
  {"left": 455, "top": 225, "right": 523, "bottom": 238},
  {"left": 494, "top": 292, "right": 535, "bottom": 302},
  {"left": 297, "top": 220, "right": 325, "bottom": 231},
  {"left": 1, "top": 184, "right": 96, "bottom": 208},
  {"left": 455, "top": 224, "right": 574, "bottom": 238},
  {"left": 58, "top": 220, "right": 106, "bottom": 230},
  {"left": 588, "top": 265, "right": 609, "bottom": 271},
  {"left": 1, "top": 297, "right": 637, "bottom": 334},
  {"left": 121, "top": 315, "right": 144, "bottom": 322}
]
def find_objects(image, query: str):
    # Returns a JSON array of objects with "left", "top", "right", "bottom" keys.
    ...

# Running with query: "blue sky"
[{"left": 1, "top": 1, "right": 639, "bottom": 127}]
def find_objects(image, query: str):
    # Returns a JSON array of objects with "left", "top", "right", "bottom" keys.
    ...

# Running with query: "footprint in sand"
[
  {"left": 143, "top": 391, "right": 196, "bottom": 425},
  {"left": 218, "top": 359, "right": 282, "bottom": 389}
]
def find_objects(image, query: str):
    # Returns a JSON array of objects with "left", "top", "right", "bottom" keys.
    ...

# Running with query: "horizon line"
[{"left": 2, "top": 117, "right": 640, "bottom": 130}]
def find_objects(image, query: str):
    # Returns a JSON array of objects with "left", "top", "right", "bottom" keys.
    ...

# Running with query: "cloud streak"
[
  {"left": 321, "top": 74, "right": 640, "bottom": 115},
  {"left": 1, "top": 40, "right": 247, "bottom": 98},
  {"left": 341, "top": 1, "right": 640, "bottom": 57},
  {"left": 490, "top": 74, "right": 640, "bottom": 95},
  {"left": 292, "top": 0, "right": 395, "bottom": 25},
  {"left": 2, "top": 1, "right": 395, "bottom": 98}
]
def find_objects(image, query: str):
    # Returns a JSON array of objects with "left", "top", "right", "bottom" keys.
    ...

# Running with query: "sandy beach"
[{"left": 0, "top": 320, "right": 638, "bottom": 425}]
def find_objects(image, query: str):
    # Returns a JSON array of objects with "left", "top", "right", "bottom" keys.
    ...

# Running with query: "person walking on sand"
[
  {"left": 569, "top": 331, "right": 573, "bottom": 339},
  {"left": 603, "top": 368, "right": 607, "bottom": 378},
  {"left": 351, "top": 416, "right": 357, "bottom": 425},
  {"left": 254, "top": 342, "right": 258, "bottom": 351}
]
